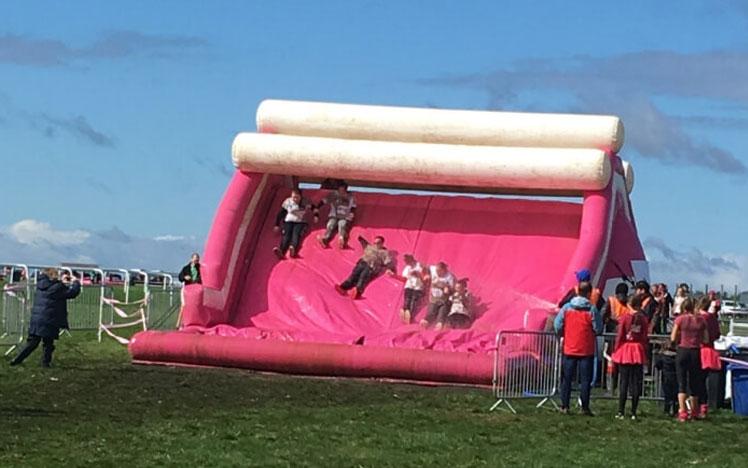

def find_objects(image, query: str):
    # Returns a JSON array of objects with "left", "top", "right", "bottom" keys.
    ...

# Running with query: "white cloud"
[
  {"left": 645, "top": 237, "right": 748, "bottom": 292},
  {"left": 6, "top": 219, "right": 90, "bottom": 246},
  {"left": 154, "top": 234, "right": 186, "bottom": 242},
  {"left": 0, "top": 220, "right": 201, "bottom": 271}
]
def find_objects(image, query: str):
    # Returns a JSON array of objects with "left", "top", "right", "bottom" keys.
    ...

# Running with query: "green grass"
[{"left": 1, "top": 333, "right": 746, "bottom": 467}]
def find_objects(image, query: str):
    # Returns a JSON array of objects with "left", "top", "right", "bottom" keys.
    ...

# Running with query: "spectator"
[
  {"left": 420, "top": 262, "right": 456, "bottom": 331},
  {"left": 654, "top": 341, "right": 678, "bottom": 416},
  {"left": 612, "top": 294, "right": 649, "bottom": 420},
  {"left": 446, "top": 278, "right": 473, "bottom": 329},
  {"left": 653, "top": 283, "right": 674, "bottom": 333},
  {"left": 10, "top": 269, "right": 81, "bottom": 367},
  {"left": 601, "top": 282, "right": 630, "bottom": 395},
  {"left": 671, "top": 284, "right": 689, "bottom": 317},
  {"left": 388, "top": 254, "right": 424, "bottom": 324},
  {"left": 557, "top": 269, "right": 603, "bottom": 310},
  {"left": 335, "top": 235, "right": 392, "bottom": 299},
  {"left": 273, "top": 188, "right": 318, "bottom": 259},
  {"left": 12, "top": 267, "right": 26, "bottom": 283},
  {"left": 697, "top": 296, "right": 722, "bottom": 414},
  {"left": 178, "top": 253, "right": 202, "bottom": 285},
  {"left": 554, "top": 281, "right": 603, "bottom": 416},
  {"left": 317, "top": 181, "right": 357, "bottom": 249},
  {"left": 601, "top": 282, "right": 629, "bottom": 333},
  {"left": 634, "top": 280, "right": 656, "bottom": 321},
  {"left": 707, "top": 290, "right": 721, "bottom": 315},
  {"left": 670, "top": 297, "right": 708, "bottom": 422}
]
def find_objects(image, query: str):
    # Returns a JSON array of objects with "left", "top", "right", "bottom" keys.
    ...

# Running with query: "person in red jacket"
[
  {"left": 612, "top": 294, "right": 650, "bottom": 420},
  {"left": 554, "top": 281, "right": 603, "bottom": 415},
  {"left": 697, "top": 296, "right": 722, "bottom": 415}
]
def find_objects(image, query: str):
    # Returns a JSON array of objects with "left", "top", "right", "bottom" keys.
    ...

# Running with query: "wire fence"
[
  {"left": 490, "top": 330, "right": 679, "bottom": 413},
  {"left": 0, "top": 275, "right": 181, "bottom": 349},
  {"left": 1, "top": 283, "right": 29, "bottom": 355},
  {"left": 147, "top": 287, "right": 181, "bottom": 330},
  {"left": 490, "top": 330, "right": 561, "bottom": 413}
]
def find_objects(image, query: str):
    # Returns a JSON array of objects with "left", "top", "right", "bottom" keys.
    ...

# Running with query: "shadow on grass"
[{"left": 0, "top": 407, "right": 66, "bottom": 417}]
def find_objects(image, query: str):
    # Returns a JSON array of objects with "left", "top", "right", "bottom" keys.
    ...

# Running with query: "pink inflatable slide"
[{"left": 129, "top": 100, "right": 648, "bottom": 385}]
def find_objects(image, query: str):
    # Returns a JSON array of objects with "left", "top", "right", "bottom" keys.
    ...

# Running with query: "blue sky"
[{"left": 1, "top": 0, "right": 747, "bottom": 289}]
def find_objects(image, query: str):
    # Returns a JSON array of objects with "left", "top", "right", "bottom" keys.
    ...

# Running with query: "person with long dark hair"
[
  {"left": 612, "top": 294, "right": 649, "bottom": 420},
  {"left": 10, "top": 268, "right": 80, "bottom": 368},
  {"left": 697, "top": 296, "right": 722, "bottom": 415},
  {"left": 670, "top": 297, "right": 709, "bottom": 422}
]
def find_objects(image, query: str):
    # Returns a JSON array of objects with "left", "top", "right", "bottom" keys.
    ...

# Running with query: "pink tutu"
[
  {"left": 612, "top": 342, "right": 646, "bottom": 365},
  {"left": 700, "top": 346, "right": 721, "bottom": 371}
]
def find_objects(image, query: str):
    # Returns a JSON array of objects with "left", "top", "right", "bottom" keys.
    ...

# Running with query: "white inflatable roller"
[
  {"left": 257, "top": 100, "right": 625, "bottom": 152},
  {"left": 233, "top": 133, "right": 612, "bottom": 192}
]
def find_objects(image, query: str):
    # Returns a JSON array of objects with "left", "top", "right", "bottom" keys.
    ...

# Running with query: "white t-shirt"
[
  {"left": 449, "top": 291, "right": 471, "bottom": 317},
  {"left": 402, "top": 262, "right": 423, "bottom": 290},
  {"left": 282, "top": 197, "right": 311, "bottom": 223},
  {"left": 429, "top": 265, "right": 455, "bottom": 300},
  {"left": 672, "top": 295, "right": 686, "bottom": 317}
]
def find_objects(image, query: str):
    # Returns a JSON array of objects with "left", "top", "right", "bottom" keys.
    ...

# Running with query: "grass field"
[{"left": 1, "top": 332, "right": 746, "bottom": 467}]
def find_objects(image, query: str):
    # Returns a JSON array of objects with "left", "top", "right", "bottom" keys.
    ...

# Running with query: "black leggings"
[
  {"left": 279, "top": 221, "right": 307, "bottom": 254},
  {"left": 403, "top": 288, "right": 422, "bottom": 312},
  {"left": 676, "top": 347, "right": 704, "bottom": 396},
  {"left": 699, "top": 370, "right": 721, "bottom": 409},
  {"left": 618, "top": 364, "right": 643, "bottom": 415}
]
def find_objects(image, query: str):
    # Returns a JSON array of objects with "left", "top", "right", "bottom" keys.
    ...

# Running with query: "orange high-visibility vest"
[{"left": 607, "top": 296, "right": 629, "bottom": 319}]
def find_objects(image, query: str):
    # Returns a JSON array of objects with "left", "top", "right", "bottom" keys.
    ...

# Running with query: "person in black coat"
[
  {"left": 178, "top": 253, "right": 202, "bottom": 285},
  {"left": 10, "top": 269, "right": 81, "bottom": 367}
]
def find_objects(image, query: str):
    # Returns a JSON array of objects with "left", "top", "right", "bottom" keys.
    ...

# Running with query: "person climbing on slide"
[
  {"left": 335, "top": 235, "right": 393, "bottom": 299},
  {"left": 317, "top": 181, "right": 357, "bottom": 249},
  {"left": 272, "top": 188, "right": 318, "bottom": 259}
]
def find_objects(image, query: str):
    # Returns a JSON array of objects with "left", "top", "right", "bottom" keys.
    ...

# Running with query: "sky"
[{"left": 1, "top": 0, "right": 747, "bottom": 290}]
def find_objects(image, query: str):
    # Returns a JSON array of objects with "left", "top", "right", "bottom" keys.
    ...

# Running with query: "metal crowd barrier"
[
  {"left": 490, "top": 330, "right": 561, "bottom": 413},
  {"left": 1, "top": 283, "right": 30, "bottom": 355},
  {"left": 67, "top": 284, "right": 114, "bottom": 330},
  {"left": 146, "top": 285, "right": 182, "bottom": 330}
]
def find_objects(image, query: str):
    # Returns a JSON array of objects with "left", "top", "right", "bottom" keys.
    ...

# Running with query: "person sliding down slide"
[
  {"left": 335, "top": 235, "right": 393, "bottom": 299},
  {"left": 420, "top": 262, "right": 456, "bottom": 331},
  {"left": 272, "top": 188, "right": 318, "bottom": 259},
  {"left": 387, "top": 254, "right": 424, "bottom": 324},
  {"left": 317, "top": 181, "right": 356, "bottom": 249}
]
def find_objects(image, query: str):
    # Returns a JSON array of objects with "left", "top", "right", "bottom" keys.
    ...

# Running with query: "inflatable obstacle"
[{"left": 129, "top": 100, "right": 648, "bottom": 385}]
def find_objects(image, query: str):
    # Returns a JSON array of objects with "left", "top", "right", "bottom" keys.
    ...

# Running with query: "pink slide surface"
[
  {"left": 212, "top": 189, "right": 576, "bottom": 347},
  {"left": 130, "top": 156, "right": 647, "bottom": 385}
]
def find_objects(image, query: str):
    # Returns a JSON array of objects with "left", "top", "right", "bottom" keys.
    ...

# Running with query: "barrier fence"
[
  {"left": 0, "top": 273, "right": 181, "bottom": 348},
  {"left": 99, "top": 296, "right": 149, "bottom": 344},
  {"left": 1, "top": 283, "right": 29, "bottom": 355},
  {"left": 147, "top": 287, "right": 181, "bottom": 330},
  {"left": 490, "top": 330, "right": 676, "bottom": 413},
  {"left": 68, "top": 285, "right": 114, "bottom": 330},
  {"left": 490, "top": 330, "right": 561, "bottom": 413}
]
